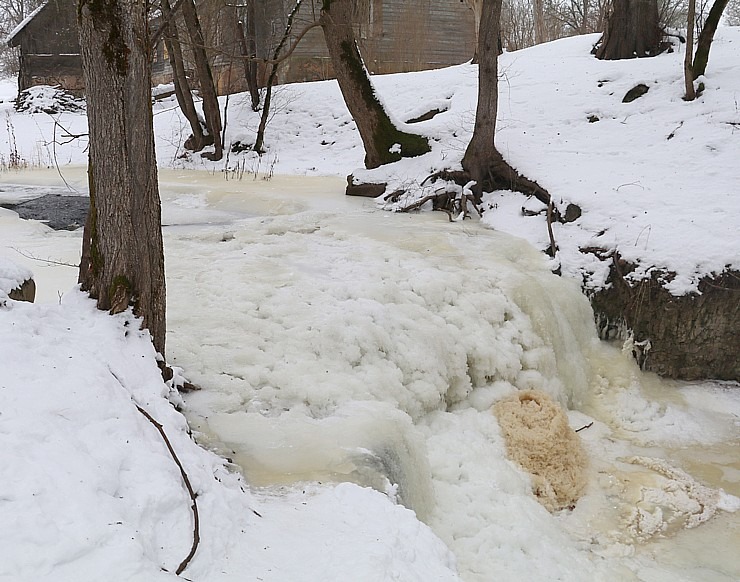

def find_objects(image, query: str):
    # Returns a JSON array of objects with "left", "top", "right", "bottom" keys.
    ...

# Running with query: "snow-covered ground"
[{"left": 1, "top": 26, "right": 739, "bottom": 582}]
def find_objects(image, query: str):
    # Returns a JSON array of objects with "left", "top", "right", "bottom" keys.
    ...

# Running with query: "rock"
[
  {"left": 589, "top": 259, "right": 739, "bottom": 381},
  {"left": 1, "top": 258, "right": 35, "bottom": 303},
  {"left": 345, "top": 176, "right": 387, "bottom": 198},
  {"left": 9, "top": 278, "right": 36, "bottom": 303},
  {"left": 559, "top": 203, "right": 582, "bottom": 223},
  {"left": 622, "top": 84, "right": 649, "bottom": 103}
]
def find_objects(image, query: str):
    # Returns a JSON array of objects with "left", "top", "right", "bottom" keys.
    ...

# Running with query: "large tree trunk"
[
  {"left": 162, "top": 0, "right": 209, "bottom": 152},
  {"left": 593, "top": 0, "right": 663, "bottom": 59},
  {"left": 77, "top": 0, "right": 166, "bottom": 356},
  {"left": 692, "top": 0, "right": 729, "bottom": 79},
  {"left": 319, "top": 0, "right": 430, "bottom": 169},
  {"left": 181, "top": 0, "right": 223, "bottom": 160}
]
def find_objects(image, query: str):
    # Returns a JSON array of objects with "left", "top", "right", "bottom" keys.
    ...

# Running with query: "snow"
[{"left": 1, "top": 26, "right": 739, "bottom": 582}]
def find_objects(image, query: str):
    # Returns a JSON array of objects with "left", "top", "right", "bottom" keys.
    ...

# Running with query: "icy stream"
[{"left": 1, "top": 168, "right": 738, "bottom": 581}]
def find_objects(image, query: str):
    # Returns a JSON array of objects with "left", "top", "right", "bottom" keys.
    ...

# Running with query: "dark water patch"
[{"left": 1, "top": 194, "right": 89, "bottom": 231}]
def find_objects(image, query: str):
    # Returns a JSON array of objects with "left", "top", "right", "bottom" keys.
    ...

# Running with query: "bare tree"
[
  {"left": 692, "top": 0, "right": 730, "bottom": 78},
  {"left": 160, "top": 0, "right": 210, "bottom": 152},
  {"left": 462, "top": 0, "right": 550, "bottom": 204},
  {"left": 181, "top": 0, "right": 223, "bottom": 160},
  {"left": 684, "top": 0, "right": 696, "bottom": 99},
  {"left": 319, "top": 0, "right": 430, "bottom": 168},
  {"left": 237, "top": 1, "right": 260, "bottom": 111},
  {"left": 77, "top": 0, "right": 166, "bottom": 355}
]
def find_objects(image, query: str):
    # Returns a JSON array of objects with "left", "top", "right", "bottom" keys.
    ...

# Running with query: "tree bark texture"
[
  {"left": 320, "top": 0, "right": 430, "bottom": 169},
  {"left": 461, "top": 0, "right": 502, "bottom": 195},
  {"left": 162, "top": 0, "right": 209, "bottom": 151},
  {"left": 181, "top": 0, "right": 223, "bottom": 160},
  {"left": 77, "top": 0, "right": 167, "bottom": 356},
  {"left": 692, "top": 0, "right": 729, "bottom": 79},
  {"left": 594, "top": 0, "right": 663, "bottom": 59}
]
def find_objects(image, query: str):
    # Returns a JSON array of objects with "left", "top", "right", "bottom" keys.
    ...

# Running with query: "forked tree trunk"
[
  {"left": 594, "top": 0, "right": 663, "bottom": 59},
  {"left": 162, "top": 0, "right": 209, "bottom": 151},
  {"left": 692, "top": 0, "right": 729, "bottom": 79},
  {"left": 181, "top": 0, "right": 223, "bottom": 160},
  {"left": 320, "top": 0, "right": 430, "bottom": 169},
  {"left": 77, "top": 0, "right": 166, "bottom": 356}
]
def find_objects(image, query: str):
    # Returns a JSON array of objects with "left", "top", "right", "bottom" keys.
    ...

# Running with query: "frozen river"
[{"left": 1, "top": 167, "right": 738, "bottom": 581}]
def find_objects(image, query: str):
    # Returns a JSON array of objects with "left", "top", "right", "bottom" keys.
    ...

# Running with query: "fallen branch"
[
  {"left": 575, "top": 421, "right": 593, "bottom": 433},
  {"left": 136, "top": 404, "right": 200, "bottom": 576}
]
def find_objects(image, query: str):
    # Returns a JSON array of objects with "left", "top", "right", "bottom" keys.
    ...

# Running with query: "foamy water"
[{"left": 2, "top": 168, "right": 738, "bottom": 581}]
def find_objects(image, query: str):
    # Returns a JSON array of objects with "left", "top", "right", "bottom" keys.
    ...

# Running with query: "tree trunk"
[
  {"left": 319, "top": 0, "right": 430, "bottom": 169},
  {"left": 461, "top": 0, "right": 501, "bottom": 196},
  {"left": 683, "top": 0, "right": 696, "bottom": 100},
  {"left": 594, "top": 0, "right": 663, "bottom": 59},
  {"left": 162, "top": 0, "right": 209, "bottom": 151},
  {"left": 237, "top": 16, "right": 260, "bottom": 111},
  {"left": 253, "top": 0, "right": 304, "bottom": 155},
  {"left": 534, "top": 0, "right": 546, "bottom": 44},
  {"left": 692, "top": 0, "right": 729, "bottom": 79},
  {"left": 77, "top": 0, "right": 166, "bottom": 356},
  {"left": 461, "top": 0, "right": 551, "bottom": 205},
  {"left": 181, "top": 0, "right": 223, "bottom": 160}
]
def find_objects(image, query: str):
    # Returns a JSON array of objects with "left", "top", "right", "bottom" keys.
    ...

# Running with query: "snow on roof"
[{"left": 6, "top": 1, "right": 50, "bottom": 47}]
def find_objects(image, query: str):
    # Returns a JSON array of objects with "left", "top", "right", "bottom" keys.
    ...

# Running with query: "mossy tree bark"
[
  {"left": 692, "top": 0, "right": 729, "bottom": 79},
  {"left": 77, "top": 0, "right": 166, "bottom": 356},
  {"left": 593, "top": 0, "right": 663, "bottom": 60},
  {"left": 319, "top": 0, "right": 430, "bottom": 169},
  {"left": 181, "top": 0, "right": 223, "bottom": 160}
]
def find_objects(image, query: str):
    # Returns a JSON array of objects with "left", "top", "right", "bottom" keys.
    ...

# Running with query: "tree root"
[{"left": 416, "top": 156, "right": 551, "bottom": 207}]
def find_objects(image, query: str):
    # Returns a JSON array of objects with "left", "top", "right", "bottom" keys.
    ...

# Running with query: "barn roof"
[{"left": 6, "top": 1, "right": 50, "bottom": 47}]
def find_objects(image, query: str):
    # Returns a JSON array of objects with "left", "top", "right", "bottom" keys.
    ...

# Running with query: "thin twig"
[
  {"left": 135, "top": 404, "right": 200, "bottom": 575},
  {"left": 575, "top": 421, "right": 593, "bottom": 433},
  {"left": 11, "top": 247, "right": 78, "bottom": 268}
]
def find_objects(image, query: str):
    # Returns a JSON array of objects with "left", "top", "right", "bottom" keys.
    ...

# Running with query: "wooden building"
[
  {"left": 8, "top": 0, "right": 475, "bottom": 97},
  {"left": 6, "top": 0, "right": 84, "bottom": 95},
  {"left": 209, "top": 0, "right": 476, "bottom": 91}
]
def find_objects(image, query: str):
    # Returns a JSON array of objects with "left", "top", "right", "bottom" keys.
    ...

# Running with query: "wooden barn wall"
[{"left": 261, "top": 0, "right": 476, "bottom": 85}]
